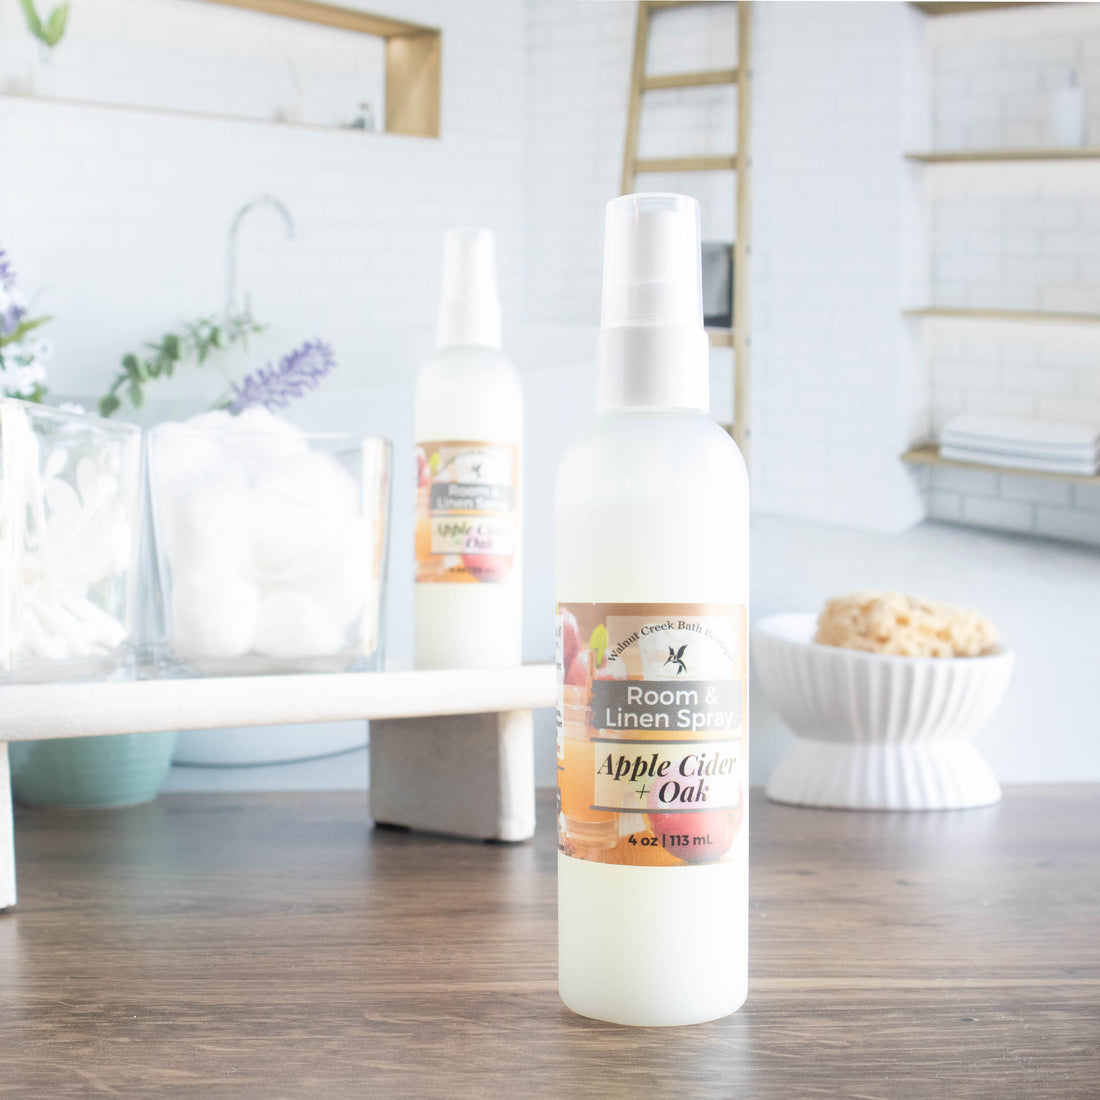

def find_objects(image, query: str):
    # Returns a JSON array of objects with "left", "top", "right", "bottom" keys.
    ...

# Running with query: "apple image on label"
[
  {"left": 566, "top": 647, "right": 625, "bottom": 687},
  {"left": 415, "top": 446, "right": 430, "bottom": 489},
  {"left": 561, "top": 609, "right": 582, "bottom": 675},
  {"left": 594, "top": 653, "right": 626, "bottom": 681},
  {"left": 565, "top": 648, "right": 590, "bottom": 687},
  {"left": 461, "top": 532, "right": 512, "bottom": 582},
  {"left": 646, "top": 783, "right": 743, "bottom": 865}
]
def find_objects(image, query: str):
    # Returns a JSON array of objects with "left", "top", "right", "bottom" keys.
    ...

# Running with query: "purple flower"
[
  {"left": 0, "top": 247, "right": 28, "bottom": 338},
  {"left": 229, "top": 338, "right": 336, "bottom": 415},
  {"left": 1, "top": 303, "right": 27, "bottom": 338}
]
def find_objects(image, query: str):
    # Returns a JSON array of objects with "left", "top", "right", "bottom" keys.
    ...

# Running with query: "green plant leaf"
[
  {"left": 589, "top": 624, "right": 609, "bottom": 667},
  {"left": 43, "top": 1, "right": 68, "bottom": 46},
  {"left": 18, "top": 0, "right": 44, "bottom": 39},
  {"left": 100, "top": 311, "right": 266, "bottom": 417},
  {"left": 0, "top": 314, "right": 50, "bottom": 349}
]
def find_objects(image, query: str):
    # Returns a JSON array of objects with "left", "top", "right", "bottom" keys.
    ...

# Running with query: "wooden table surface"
[{"left": 2, "top": 785, "right": 1098, "bottom": 1098}]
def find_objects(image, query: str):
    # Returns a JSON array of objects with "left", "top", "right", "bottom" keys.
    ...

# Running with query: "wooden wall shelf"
[
  {"left": 902, "top": 444, "right": 1100, "bottom": 486},
  {"left": 910, "top": 2, "right": 1043, "bottom": 13},
  {"left": 0, "top": 92, "right": 408, "bottom": 137},
  {"left": 200, "top": 0, "right": 433, "bottom": 39},
  {"left": 204, "top": 0, "right": 440, "bottom": 138},
  {"left": 904, "top": 307, "right": 1100, "bottom": 325},
  {"left": 907, "top": 148, "right": 1100, "bottom": 163},
  {"left": 7, "top": 0, "right": 442, "bottom": 138}
]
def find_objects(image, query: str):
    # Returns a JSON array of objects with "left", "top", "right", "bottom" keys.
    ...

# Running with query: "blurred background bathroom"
[{"left": 1, "top": 0, "right": 1097, "bottom": 790}]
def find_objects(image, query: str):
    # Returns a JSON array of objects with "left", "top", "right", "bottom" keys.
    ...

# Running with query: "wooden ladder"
[{"left": 621, "top": 0, "right": 753, "bottom": 461}]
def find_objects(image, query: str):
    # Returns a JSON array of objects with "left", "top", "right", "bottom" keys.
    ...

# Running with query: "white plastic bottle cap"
[
  {"left": 597, "top": 193, "right": 710, "bottom": 413},
  {"left": 437, "top": 227, "right": 503, "bottom": 350}
]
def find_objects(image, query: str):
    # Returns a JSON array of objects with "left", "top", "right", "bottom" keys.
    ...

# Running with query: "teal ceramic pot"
[{"left": 9, "top": 732, "right": 177, "bottom": 809}]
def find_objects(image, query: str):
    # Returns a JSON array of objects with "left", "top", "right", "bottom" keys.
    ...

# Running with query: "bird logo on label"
[{"left": 664, "top": 645, "right": 688, "bottom": 675}]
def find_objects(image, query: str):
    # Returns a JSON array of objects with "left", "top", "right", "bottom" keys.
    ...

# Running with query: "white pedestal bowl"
[{"left": 754, "top": 614, "right": 1013, "bottom": 811}]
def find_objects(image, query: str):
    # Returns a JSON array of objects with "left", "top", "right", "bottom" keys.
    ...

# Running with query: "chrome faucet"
[{"left": 225, "top": 194, "right": 296, "bottom": 321}]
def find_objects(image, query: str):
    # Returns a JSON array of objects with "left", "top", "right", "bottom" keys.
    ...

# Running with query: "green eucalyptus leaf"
[
  {"left": 128, "top": 383, "right": 144, "bottom": 408},
  {"left": 0, "top": 314, "right": 50, "bottom": 348},
  {"left": 18, "top": 0, "right": 44, "bottom": 39},
  {"left": 43, "top": 1, "right": 68, "bottom": 47},
  {"left": 100, "top": 393, "right": 120, "bottom": 417}
]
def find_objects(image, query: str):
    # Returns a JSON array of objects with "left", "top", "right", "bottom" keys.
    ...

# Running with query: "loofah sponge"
[{"left": 814, "top": 591, "right": 999, "bottom": 658}]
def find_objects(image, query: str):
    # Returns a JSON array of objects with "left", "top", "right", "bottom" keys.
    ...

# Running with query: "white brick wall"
[
  {"left": 0, "top": 0, "right": 386, "bottom": 127},
  {"left": 5, "top": 0, "right": 1095, "bottom": 547},
  {"left": 526, "top": 1, "right": 930, "bottom": 532},
  {"left": 750, "top": 1, "right": 927, "bottom": 531},
  {"left": 0, "top": 0, "right": 528, "bottom": 402},
  {"left": 930, "top": 3, "right": 1100, "bottom": 150},
  {"left": 523, "top": 0, "right": 735, "bottom": 423},
  {"left": 922, "top": 3, "right": 1100, "bottom": 546}
]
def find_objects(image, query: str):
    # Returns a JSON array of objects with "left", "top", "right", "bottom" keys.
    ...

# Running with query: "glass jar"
[
  {"left": 0, "top": 399, "right": 142, "bottom": 682},
  {"left": 147, "top": 410, "right": 391, "bottom": 675}
]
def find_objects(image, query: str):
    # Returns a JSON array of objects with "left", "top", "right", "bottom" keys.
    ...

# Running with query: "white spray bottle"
[
  {"left": 414, "top": 228, "right": 522, "bottom": 669},
  {"left": 555, "top": 194, "right": 750, "bottom": 1025}
]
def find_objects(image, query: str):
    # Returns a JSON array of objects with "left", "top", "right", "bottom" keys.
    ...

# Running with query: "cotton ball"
[
  {"left": 183, "top": 410, "right": 237, "bottom": 433},
  {"left": 249, "top": 451, "right": 358, "bottom": 581},
  {"left": 171, "top": 568, "right": 259, "bottom": 658},
  {"left": 253, "top": 590, "right": 345, "bottom": 659},
  {"left": 248, "top": 485, "right": 326, "bottom": 582},
  {"left": 151, "top": 421, "right": 230, "bottom": 491},
  {"left": 166, "top": 473, "right": 251, "bottom": 574},
  {"left": 222, "top": 407, "right": 309, "bottom": 475},
  {"left": 291, "top": 517, "right": 372, "bottom": 630}
]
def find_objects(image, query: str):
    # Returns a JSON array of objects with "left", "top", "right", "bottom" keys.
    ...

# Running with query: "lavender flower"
[
  {"left": 0, "top": 248, "right": 27, "bottom": 338},
  {"left": 228, "top": 338, "right": 336, "bottom": 415},
  {"left": 0, "top": 243, "right": 49, "bottom": 399}
]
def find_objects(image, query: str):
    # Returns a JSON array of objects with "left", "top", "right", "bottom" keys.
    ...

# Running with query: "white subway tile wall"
[
  {"left": 3, "top": 0, "right": 1096, "bottom": 544},
  {"left": 930, "top": 4, "right": 1100, "bottom": 150},
  {"left": 527, "top": 1, "right": 929, "bottom": 528},
  {"left": 923, "top": 4, "right": 1100, "bottom": 545},
  {"left": 0, "top": 0, "right": 527, "bottom": 400},
  {"left": 0, "top": 0, "right": 387, "bottom": 127},
  {"left": 523, "top": 0, "right": 737, "bottom": 424},
  {"left": 750, "top": 1, "right": 928, "bottom": 531}
]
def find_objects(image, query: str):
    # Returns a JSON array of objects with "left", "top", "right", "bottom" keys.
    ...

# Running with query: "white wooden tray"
[{"left": 0, "top": 664, "right": 556, "bottom": 908}]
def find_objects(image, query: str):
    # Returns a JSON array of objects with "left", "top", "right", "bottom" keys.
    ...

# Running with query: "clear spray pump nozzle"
[
  {"left": 596, "top": 193, "right": 709, "bottom": 413},
  {"left": 437, "top": 227, "right": 502, "bottom": 350},
  {"left": 601, "top": 193, "right": 703, "bottom": 331}
]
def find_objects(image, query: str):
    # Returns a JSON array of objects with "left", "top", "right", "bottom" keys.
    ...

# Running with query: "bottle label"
[
  {"left": 415, "top": 440, "right": 518, "bottom": 584},
  {"left": 556, "top": 602, "right": 747, "bottom": 867}
]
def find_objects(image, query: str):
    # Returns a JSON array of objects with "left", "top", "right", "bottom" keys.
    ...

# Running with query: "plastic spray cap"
[
  {"left": 437, "top": 227, "right": 503, "bottom": 350},
  {"left": 596, "top": 193, "right": 710, "bottom": 413}
]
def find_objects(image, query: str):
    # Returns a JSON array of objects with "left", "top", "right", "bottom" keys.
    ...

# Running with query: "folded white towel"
[
  {"left": 941, "top": 435, "right": 1100, "bottom": 461},
  {"left": 941, "top": 414, "right": 1100, "bottom": 454},
  {"left": 940, "top": 445, "right": 1099, "bottom": 476}
]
